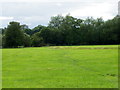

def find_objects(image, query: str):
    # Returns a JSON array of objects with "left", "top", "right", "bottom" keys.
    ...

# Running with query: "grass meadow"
[{"left": 2, "top": 45, "right": 118, "bottom": 88}]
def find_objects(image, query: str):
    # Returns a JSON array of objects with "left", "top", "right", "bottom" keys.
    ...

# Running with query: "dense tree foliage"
[
  {"left": 0, "top": 34, "right": 2, "bottom": 47},
  {"left": 1, "top": 15, "right": 120, "bottom": 48},
  {"left": 3, "top": 22, "right": 25, "bottom": 48}
]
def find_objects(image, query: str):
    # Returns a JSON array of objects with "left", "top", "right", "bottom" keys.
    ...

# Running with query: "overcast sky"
[{"left": 0, "top": 0, "right": 119, "bottom": 29}]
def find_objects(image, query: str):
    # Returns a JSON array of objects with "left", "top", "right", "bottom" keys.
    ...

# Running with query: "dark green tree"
[
  {"left": 23, "top": 34, "right": 31, "bottom": 47},
  {"left": 4, "top": 21, "right": 24, "bottom": 48},
  {"left": 31, "top": 32, "right": 44, "bottom": 47}
]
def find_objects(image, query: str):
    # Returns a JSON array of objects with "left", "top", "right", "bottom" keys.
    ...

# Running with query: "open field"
[{"left": 2, "top": 45, "right": 118, "bottom": 88}]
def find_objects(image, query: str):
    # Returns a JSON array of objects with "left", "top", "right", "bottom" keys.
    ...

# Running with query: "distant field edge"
[
  {"left": 2, "top": 45, "right": 119, "bottom": 49},
  {"left": 48, "top": 45, "right": 118, "bottom": 49},
  {"left": 1, "top": 88, "right": 119, "bottom": 90}
]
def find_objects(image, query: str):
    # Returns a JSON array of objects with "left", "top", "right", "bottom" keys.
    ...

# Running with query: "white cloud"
[
  {"left": 0, "top": 17, "right": 14, "bottom": 28},
  {"left": 68, "top": 2, "right": 117, "bottom": 20},
  {"left": 0, "top": 16, "right": 13, "bottom": 20},
  {"left": 0, "top": 0, "right": 119, "bottom": 3},
  {"left": 56, "top": 3, "right": 62, "bottom": 7}
]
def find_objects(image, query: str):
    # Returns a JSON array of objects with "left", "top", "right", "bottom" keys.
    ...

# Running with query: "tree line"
[{"left": 0, "top": 14, "right": 120, "bottom": 48}]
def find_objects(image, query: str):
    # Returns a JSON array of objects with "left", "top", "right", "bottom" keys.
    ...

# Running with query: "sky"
[{"left": 0, "top": 0, "right": 119, "bottom": 29}]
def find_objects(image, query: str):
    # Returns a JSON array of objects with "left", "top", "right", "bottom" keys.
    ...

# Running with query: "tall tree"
[
  {"left": 48, "top": 14, "right": 64, "bottom": 29},
  {"left": 4, "top": 21, "right": 24, "bottom": 48}
]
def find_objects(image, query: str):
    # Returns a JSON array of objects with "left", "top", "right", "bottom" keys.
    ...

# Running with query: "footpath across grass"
[{"left": 2, "top": 45, "right": 118, "bottom": 88}]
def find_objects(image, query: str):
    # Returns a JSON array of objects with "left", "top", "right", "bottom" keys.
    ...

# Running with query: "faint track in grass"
[{"left": 62, "top": 51, "right": 118, "bottom": 85}]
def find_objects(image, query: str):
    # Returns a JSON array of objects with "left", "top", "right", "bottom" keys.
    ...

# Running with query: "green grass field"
[{"left": 2, "top": 45, "right": 118, "bottom": 88}]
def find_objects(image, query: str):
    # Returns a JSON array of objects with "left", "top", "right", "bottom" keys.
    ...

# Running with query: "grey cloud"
[
  {"left": 2, "top": 2, "right": 87, "bottom": 17},
  {"left": 1, "top": 1, "right": 119, "bottom": 28}
]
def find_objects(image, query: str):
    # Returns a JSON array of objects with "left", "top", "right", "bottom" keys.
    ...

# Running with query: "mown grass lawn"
[{"left": 2, "top": 45, "right": 118, "bottom": 88}]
